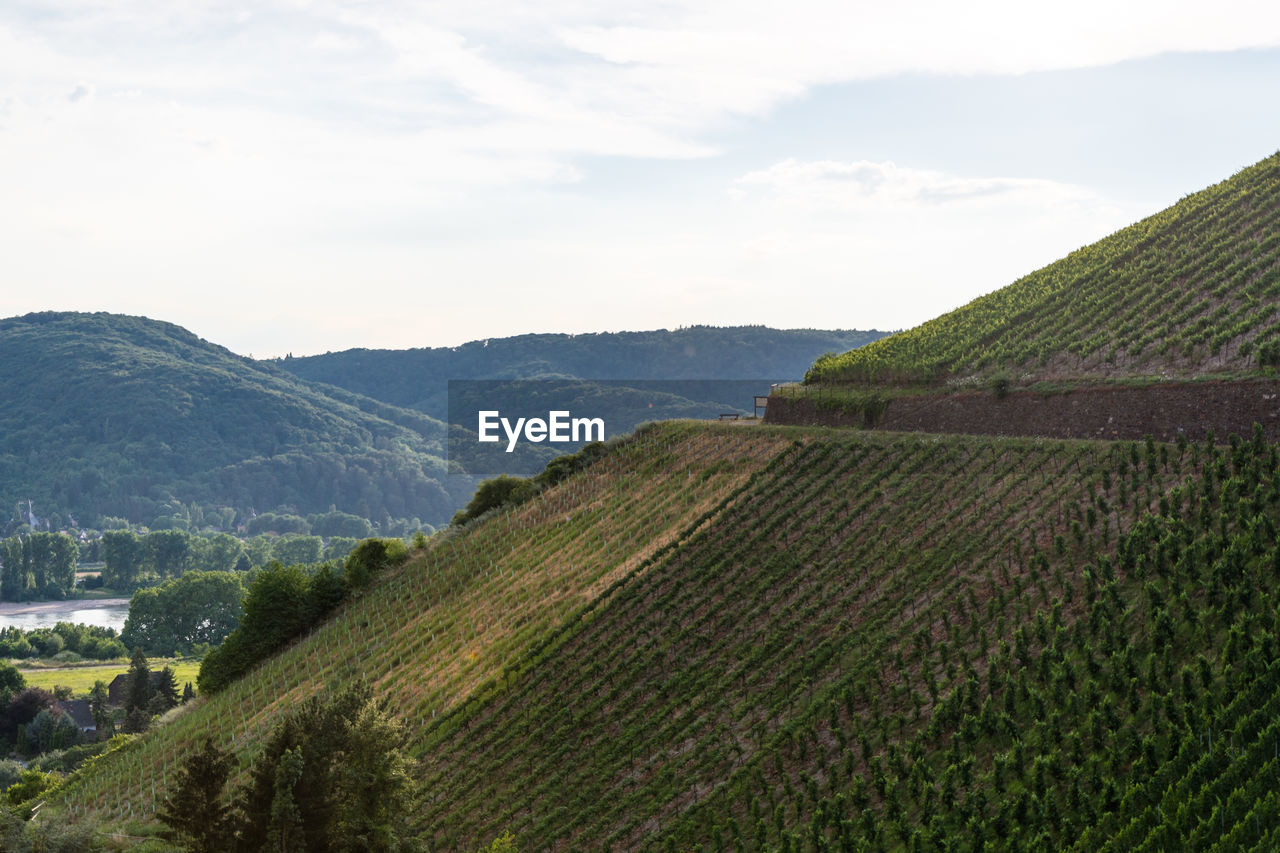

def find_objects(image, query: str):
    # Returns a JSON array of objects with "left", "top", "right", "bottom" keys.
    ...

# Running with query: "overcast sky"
[{"left": 4, "top": 2, "right": 1280, "bottom": 356}]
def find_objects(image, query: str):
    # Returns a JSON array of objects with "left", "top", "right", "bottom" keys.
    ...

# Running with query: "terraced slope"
[
  {"left": 806, "top": 149, "right": 1280, "bottom": 387},
  {"left": 415, "top": 429, "right": 1280, "bottom": 850},
  {"left": 48, "top": 423, "right": 792, "bottom": 827}
]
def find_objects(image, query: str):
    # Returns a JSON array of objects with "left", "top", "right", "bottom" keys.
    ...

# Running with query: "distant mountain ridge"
[{"left": 278, "top": 326, "right": 887, "bottom": 417}]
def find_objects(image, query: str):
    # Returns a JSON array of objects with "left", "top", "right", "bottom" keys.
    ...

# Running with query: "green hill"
[
  {"left": 806, "top": 149, "right": 1280, "bottom": 388},
  {"left": 48, "top": 421, "right": 1280, "bottom": 850},
  {"left": 0, "top": 312, "right": 463, "bottom": 530},
  {"left": 416, "top": 427, "right": 1280, "bottom": 850}
]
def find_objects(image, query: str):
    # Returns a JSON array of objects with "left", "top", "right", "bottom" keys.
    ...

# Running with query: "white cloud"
[
  {"left": 6, "top": 1, "right": 1280, "bottom": 175},
  {"left": 717, "top": 157, "right": 1149, "bottom": 330},
  {"left": 732, "top": 159, "right": 1103, "bottom": 212},
  {"left": 556, "top": 1, "right": 1280, "bottom": 123},
  {"left": 66, "top": 82, "right": 94, "bottom": 102}
]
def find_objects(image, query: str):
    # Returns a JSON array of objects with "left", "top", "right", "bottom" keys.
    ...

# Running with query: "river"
[{"left": 0, "top": 599, "right": 131, "bottom": 632}]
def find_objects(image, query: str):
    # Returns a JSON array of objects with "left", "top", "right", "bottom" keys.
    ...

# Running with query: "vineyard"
[
  {"left": 804, "top": 149, "right": 1280, "bottom": 387},
  {"left": 412, "top": 426, "right": 1280, "bottom": 850},
  {"left": 45, "top": 423, "right": 793, "bottom": 830},
  {"left": 42, "top": 420, "right": 1280, "bottom": 851}
]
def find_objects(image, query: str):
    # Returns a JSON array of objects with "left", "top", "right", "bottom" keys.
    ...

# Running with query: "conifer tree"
[
  {"left": 266, "top": 747, "right": 307, "bottom": 853},
  {"left": 124, "top": 647, "right": 151, "bottom": 713},
  {"left": 156, "top": 665, "right": 180, "bottom": 710},
  {"left": 88, "top": 679, "right": 110, "bottom": 737},
  {"left": 233, "top": 684, "right": 420, "bottom": 852},
  {"left": 123, "top": 647, "right": 153, "bottom": 733},
  {"left": 157, "top": 737, "right": 236, "bottom": 853}
]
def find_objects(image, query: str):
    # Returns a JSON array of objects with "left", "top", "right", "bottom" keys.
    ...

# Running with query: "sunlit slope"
[
  {"left": 51, "top": 423, "right": 792, "bottom": 825},
  {"left": 808, "top": 150, "right": 1280, "bottom": 386},
  {"left": 414, "top": 429, "right": 1280, "bottom": 850}
]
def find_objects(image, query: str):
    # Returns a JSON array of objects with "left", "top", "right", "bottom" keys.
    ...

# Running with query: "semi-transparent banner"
[{"left": 447, "top": 378, "right": 782, "bottom": 476}]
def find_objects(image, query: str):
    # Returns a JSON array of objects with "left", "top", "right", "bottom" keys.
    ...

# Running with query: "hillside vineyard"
[
  {"left": 806, "top": 151, "right": 1280, "bottom": 386},
  {"left": 48, "top": 422, "right": 1280, "bottom": 850}
]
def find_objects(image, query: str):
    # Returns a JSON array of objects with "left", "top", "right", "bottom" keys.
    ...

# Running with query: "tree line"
[
  {"left": 99, "top": 529, "right": 364, "bottom": 593},
  {"left": 198, "top": 539, "right": 409, "bottom": 694},
  {"left": 0, "top": 533, "right": 78, "bottom": 601},
  {"left": 159, "top": 684, "right": 417, "bottom": 853},
  {"left": 0, "top": 623, "right": 126, "bottom": 661},
  {"left": 0, "top": 526, "right": 383, "bottom": 602}
]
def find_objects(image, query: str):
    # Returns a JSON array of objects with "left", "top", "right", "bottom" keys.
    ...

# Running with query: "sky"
[{"left": 3, "top": 2, "right": 1280, "bottom": 357}]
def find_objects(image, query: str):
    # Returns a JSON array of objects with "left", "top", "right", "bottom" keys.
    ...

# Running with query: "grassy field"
[{"left": 16, "top": 660, "right": 201, "bottom": 696}]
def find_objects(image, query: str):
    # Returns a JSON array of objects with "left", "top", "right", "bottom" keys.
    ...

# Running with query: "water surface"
[{"left": 0, "top": 599, "right": 130, "bottom": 633}]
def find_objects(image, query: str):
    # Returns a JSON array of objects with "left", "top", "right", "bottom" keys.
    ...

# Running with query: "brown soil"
[{"left": 766, "top": 379, "right": 1280, "bottom": 443}]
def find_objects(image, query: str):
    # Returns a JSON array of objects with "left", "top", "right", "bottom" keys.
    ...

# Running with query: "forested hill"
[
  {"left": 806, "top": 149, "right": 1280, "bottom": 386},
  {"left": 277, "top": 326, "right": 886, "bottom": 414},
  {"left": 0, "top": 312, "right": 462, "bottom": 530}
]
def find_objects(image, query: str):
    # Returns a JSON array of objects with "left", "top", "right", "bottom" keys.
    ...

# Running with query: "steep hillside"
[
  {"left": 50, "top": 422, "right": 1280, "bottom": 850},
  {"left": 0, "top": 312, "right": 462, "bottom": 529},
  {"left": 278, "top": 326, "right": 887, "bottom": 415},
  {"left": 806, "top": 150, "right": 1280, "bottom": 387},
  {"left": 50, "top": 423, "right": 792, "bottom": 828},
  {"left": 413, "top": 429, "right": 1273, "bottom": 850}
]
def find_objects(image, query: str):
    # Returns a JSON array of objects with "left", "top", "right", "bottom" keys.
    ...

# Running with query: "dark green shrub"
[
  {"left": 452, "top": 475, "right": 538, "bottom": 527},
  {"left": 1257, "top": 339, "right": 1280, "bottom": 367},
  {"left": 991, "top": 372, "right": 1012, "bottom": 399},
  {"left": 343, "top": 538, "right": 408, "bottom": 590}
]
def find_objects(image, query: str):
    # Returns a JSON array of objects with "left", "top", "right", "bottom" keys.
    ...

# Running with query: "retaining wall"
[{"left": 765, "top": 380, "right": 1280, "bottom": 443}]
